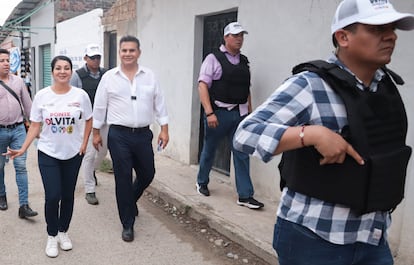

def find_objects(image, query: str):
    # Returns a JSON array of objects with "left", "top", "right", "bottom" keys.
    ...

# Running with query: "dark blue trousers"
[
  {"left": 107, "top": 125, "right": 155, "bottom": 229},
  {"left": 273, "top": 217, "right": 393, "bottom": 265},
  {"left": 38, "top": 151, "right": 82, "bottom": 236}
]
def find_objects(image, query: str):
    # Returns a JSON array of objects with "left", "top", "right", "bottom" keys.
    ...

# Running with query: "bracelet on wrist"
[
  {"left": 206, "top": 112, "right": 214, "bottom": 117},
  {"left": 299, "top": 125, "right": 306, "bottom": 147}
]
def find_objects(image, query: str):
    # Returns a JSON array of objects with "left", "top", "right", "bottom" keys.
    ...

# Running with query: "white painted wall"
[
  {"left": 136, "top": 0, "right": 414, "bottom": 263},
  {"left": 55, "top": 9, "right": 105, "bottom": 70},
  {"left": 30, "top": 0, "right": 55, "bottom": 94}
]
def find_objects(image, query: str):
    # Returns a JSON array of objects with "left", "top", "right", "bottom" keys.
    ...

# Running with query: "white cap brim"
[
  {"left": 224, "top": 30, "right": 248, "bottom": 36},
  {"left": 358, "top": 13, "right": 414, "bottom": 30},
  {"left": 86, "top": 52, "right": 102, "bottom": 57},
  {"left": 332, "top": 12, "right": 414, "bottom": 33}
]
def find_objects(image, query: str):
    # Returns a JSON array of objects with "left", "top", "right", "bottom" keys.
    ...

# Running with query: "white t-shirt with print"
[{"left": 30, "top": 86, "right": 92, "bottom": 160}]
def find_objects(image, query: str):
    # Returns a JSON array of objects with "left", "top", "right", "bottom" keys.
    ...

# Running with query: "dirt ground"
[{"left": 141, "top": 191, "right": 271, "bottom": 265}]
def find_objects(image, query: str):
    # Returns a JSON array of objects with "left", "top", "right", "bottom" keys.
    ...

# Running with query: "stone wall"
[
  {"left": 56, "top": 0, "right": 117, "bottom": 22},
  {"left": 102, "top": 0, "right": 136, "bottom": 25}
]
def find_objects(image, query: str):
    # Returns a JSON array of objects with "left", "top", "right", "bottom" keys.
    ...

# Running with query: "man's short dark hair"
[
  {"left": 0, "top": 48, "right": 10, "bottom": 55},
  {"left": 332, "top": 23, "right": 358, "bottom": 48},
  {"left": 120, "top": 35, "right": 140, "bottom": 49}
]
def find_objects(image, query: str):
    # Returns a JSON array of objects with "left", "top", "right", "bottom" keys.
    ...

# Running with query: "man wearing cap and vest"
[
  {"left": 233, "top": 0, "right": 413, "bottom": 264},
  {"left": 196, "top": 22, "right": 264, "bottom": 210},
  {"left": 70, "top": 44, "right": 107, "bottom": 205}
]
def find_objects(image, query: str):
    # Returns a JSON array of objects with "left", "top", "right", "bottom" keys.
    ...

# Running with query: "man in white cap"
[
  {"left": 196, "top": 22, "right": 264, "bottom": 209},
  {"left": 233, "top": 0, "right": 414, "bottom": 264},
  {"left": 71, "top": 44, "right": 108, "bottom": 205}
]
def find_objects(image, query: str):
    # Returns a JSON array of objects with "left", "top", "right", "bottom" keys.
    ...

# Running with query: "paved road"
[{"left": 0, "top": 145, "right": 231, "bottom": 265}]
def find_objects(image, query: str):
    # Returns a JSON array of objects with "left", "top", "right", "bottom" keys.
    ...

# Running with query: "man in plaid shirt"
[{"left": 233, "top": 0, "right": 414, "bottom": 264}]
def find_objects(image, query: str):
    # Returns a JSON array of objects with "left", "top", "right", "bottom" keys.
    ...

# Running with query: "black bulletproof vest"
[
  {"left": 209, "top": 50, "right": 250, "bottom": 106},
  {"left": 76, "top": 67, "right": 106, "bottom": 105},
  {"left": 278, "top": 60, "right": 412, "bottom": 214}
]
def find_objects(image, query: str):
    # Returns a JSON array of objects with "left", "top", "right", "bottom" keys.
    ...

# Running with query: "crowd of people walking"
[{"left": 1, "top": 1, "right": 414, "bottom": 264}]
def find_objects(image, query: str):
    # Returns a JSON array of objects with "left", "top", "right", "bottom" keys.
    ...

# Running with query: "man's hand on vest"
[{"left": 308, "top": 125, "right": 365, "bottom": 166}]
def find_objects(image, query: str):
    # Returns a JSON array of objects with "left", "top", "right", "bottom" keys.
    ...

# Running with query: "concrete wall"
[
  {"left": 136, "top": 0, "right": 414, "bottom": 263},
  {"left": 55, "top": 9, "right": 105, "bottom": 70},
  {"left": 0, "top": 33, "right": 20, "bottom": 50},
  {"left": 30, "top": 0, "right": 56, "bottom": 94}
]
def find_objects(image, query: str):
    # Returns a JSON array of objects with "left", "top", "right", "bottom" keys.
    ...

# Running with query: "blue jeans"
[
  {"left": 0, "top": 124, "right": 29, "bottom": 206},
  {"left": 273, "top": 217, "right": 393, "bottom": 265},
  {"left": 197, "top": 108, "right": 254, "bottom": 198},
  {"left": 38, "top": 151, "right": 83, "bottom": 236},
  {"left": 107, "top": 126, "right": 155, "bottom": 229}
]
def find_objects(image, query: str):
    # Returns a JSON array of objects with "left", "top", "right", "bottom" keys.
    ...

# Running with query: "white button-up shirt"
[{"left": 93, "top": 64, "right": 168, "bottom": 129}]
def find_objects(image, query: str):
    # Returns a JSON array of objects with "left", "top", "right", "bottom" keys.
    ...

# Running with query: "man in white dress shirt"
[{"left": 92, "top": 35, "right": 169, "bottom": 242}]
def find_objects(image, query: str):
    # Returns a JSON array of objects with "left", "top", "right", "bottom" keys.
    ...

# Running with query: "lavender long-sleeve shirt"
[{"left": 0, "top": 74, "right": 32, "bottom": 125}]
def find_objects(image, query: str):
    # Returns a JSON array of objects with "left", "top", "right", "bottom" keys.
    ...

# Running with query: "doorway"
[{"left": 198, "top": 11, "right": 238, "bottom": 176}]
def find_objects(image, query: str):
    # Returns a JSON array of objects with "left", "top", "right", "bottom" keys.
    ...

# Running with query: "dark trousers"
[
  {"left": 38, "top": 151, "right": 82, "bottom": 236},
  {"left": 108, "top": 125, "right": 155, "bottom": 229},
  {"left": 273, "top": 217, "right": 393, "bottom": 265}
]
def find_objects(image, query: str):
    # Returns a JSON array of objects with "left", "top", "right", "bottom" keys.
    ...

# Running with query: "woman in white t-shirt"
[{"left": 5, "top": 55, "right": 92, "bottom": 258}]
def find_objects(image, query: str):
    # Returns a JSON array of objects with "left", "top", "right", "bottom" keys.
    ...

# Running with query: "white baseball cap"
[
  {"left": 223, "top": 22, "right": 248, "bottom": 36},
  {"left": 331, "top": 0, "right": 414, "bottom": 34},
  {"left": 85, "top": 44, "right": 102, "bottom": 57}
]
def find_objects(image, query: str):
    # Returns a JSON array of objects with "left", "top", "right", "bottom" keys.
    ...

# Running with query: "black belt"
[
  {"left": 0, "top": 122, "right": 23, "bottom": 129},
  {"left": 111, "top": 124, "right": 149, "bottom": 133}
]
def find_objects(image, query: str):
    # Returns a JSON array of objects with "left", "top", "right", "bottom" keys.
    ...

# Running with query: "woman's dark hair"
[
  {"left": 51, "top": 55, "right": 73, "bottom": 71},
  {"left": 119, "top": 35, "right": 140, "bottom": 49}
]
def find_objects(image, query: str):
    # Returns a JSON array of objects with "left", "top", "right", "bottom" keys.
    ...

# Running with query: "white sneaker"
[
  {"left": 45, "top": 236, "right": 58, "bottom": 258},
  {"left": 57, "top": 232, "right": 73, "bottom": 251}
]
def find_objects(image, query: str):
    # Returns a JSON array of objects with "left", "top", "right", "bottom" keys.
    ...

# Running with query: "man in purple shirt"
[
  {"left": 196, "top": 22, "right": 263, "bottom": 209},
  {"left": 0, "top": 48, "right": 38, "bottom": 218}
]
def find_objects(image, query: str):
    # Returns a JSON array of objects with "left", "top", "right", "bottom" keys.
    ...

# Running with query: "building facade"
[
  {"left": 0, "top": 0, "right": 116, "bottom": 94},
  {"left": 1, "top": 0, "right": 414, "bottom": 263}
]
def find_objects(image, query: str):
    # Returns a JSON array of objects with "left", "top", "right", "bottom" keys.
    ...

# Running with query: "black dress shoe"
[
  {"left": 122, "top": 227, "right": 134, "bottom": 242},
  {"left": 18, "top": 204, "right": 38, "bottom": 218},
  {"left": 0, "top": 196, "right": 7, "bottom": 211}
]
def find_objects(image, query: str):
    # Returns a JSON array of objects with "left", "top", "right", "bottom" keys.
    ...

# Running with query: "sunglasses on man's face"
[{"left": 88, "top": 55, "right": 101, "bottom": 60}]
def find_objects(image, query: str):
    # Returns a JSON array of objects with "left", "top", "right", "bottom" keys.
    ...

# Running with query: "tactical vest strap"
[{"left": 76, "top": 67, "right": 89, "bottom": 79}]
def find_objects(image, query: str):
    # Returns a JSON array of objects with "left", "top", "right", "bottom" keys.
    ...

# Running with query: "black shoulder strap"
[
  {"left": 240, "top": 54, "right": 249, "bottom": 65},
  {"left": 76, "top": 68, "right": 89, "bottom": 79},
  {"left": 293, "top": 60, "right": 404, "bottom": 88},
  {"left": 0, "top": 80, "right": 25, "bottom": 116},
  {"left": 212, "top": 50, "right": 226, "bottom": 63},
  {"left": 381, "top": 66, "right": 404, "bottom": 85},
  {"left": 212, "top": 50, "right": 250, "bottom": 66},
  {"left": 77, "top": 67, "right": 107, "bottom": 79},
  {"left": 293, "top": 60, "right": 357, "bottom": 88},
  {"left": 99, "top": 67, "right": 107, "bottom": 76}
]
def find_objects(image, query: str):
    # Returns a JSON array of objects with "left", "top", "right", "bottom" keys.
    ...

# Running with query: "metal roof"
[{"left": 0, "top": 0, "right": 43, "bottom": 43}]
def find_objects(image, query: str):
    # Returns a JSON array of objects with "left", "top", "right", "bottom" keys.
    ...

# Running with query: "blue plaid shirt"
[{"left": 233, "top": 54, "right": 390, "bottom": 246}]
